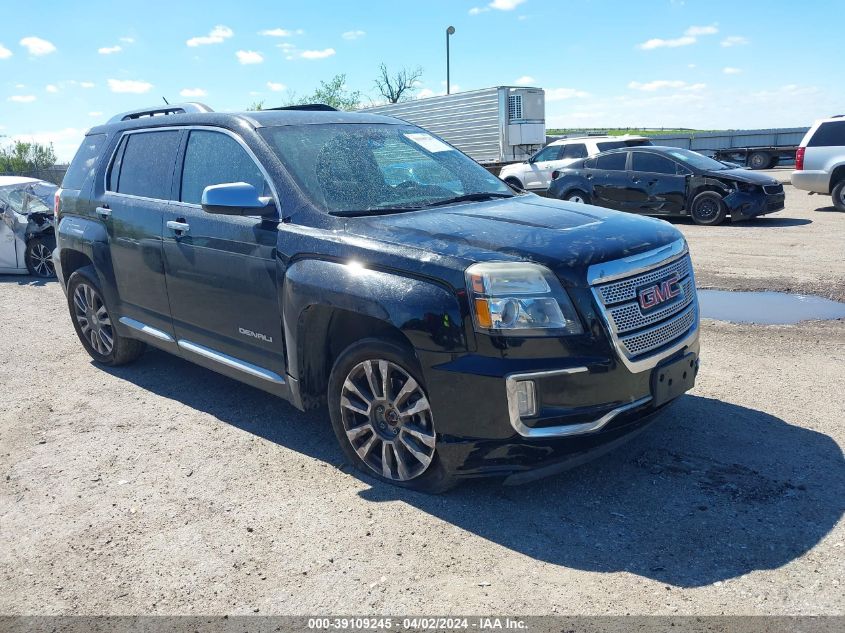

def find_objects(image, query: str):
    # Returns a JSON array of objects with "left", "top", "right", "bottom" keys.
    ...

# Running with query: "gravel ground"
[{"left": 0, "top": 186, "right": 843, "bottom": 616}]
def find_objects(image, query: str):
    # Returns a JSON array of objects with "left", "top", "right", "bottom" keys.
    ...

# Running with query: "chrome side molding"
[
  {"left": 177, "top": 339, "right": 285, "bottom": 384},
  {"left": 118, "top": 317, "right": 175, "bottom": 343}
]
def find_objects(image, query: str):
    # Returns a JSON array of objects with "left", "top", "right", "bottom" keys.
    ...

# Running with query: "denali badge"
[
  {"left": 638, "top": 274, "right": 681, "bottom": 312},
  {"left": 238, "top": 327, "right": 273, "bottom": 343}
]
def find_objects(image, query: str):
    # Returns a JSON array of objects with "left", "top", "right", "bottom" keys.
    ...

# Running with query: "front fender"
[{"left": 282, "top": 258, "right": 468, "bottom": 380}]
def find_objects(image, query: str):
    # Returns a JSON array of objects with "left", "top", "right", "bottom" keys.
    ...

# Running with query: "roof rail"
[
  {"left": 107, "top": 102, "right": 214, "bottom": 124},
  {"left": 266, "top": 104, "right": 338, "bottom": 112}
]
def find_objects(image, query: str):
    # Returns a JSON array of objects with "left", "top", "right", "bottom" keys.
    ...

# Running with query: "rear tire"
[
  {"left": 565, "top": 190, "right": 590, "bottom": 204},
  {"left": 25, "top": 236, "right": 56, "bottom": 278},
  {"left": 689, "top": 191, "right": 727, "bottom": 226},
  {"left": 832, "top": 180, "right": 845, "bottom": 212},
  {"left": 327, "top": 338, "right": 456, "bottom": 493},
  {"left": 66, "top": 268, "right": 146, "bottom": 366},
  {"left": 748, "top": 152, "right": 770, "bottom": 170}
]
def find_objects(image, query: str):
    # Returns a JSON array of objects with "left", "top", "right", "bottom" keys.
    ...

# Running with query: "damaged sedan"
[
  {"left": 548, "top": 146, "right": 785, "bottom": 225},
  {"left": 0, "top": 176, "right": 57, "bottom": 277}
]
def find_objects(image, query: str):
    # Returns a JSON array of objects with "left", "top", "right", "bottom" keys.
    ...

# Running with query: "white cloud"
[
  {"left": 45, "top": 84, "right": 59, "bottom": 93},
  {"left": 628, "top": 80, "right": 687, "bottom": 91},
  {"left": 15, "top": 83, "right": 25, "bottom": 89},
  {"left": 236, "top": 50, "right": 264, "bottom": 64},
  {"left": 89, "top": 111, "right": 103, "bottom": 117},
  {"left": 490, "top": 0, "right": 527, "bottom": 9},
  {"left": 468, "top": 7, "right": 489, "bottom": 14},
  {"left": 342, "top": 30, "right": 366, "bottom": 40},
  {"left": 721, "top": 36, "right": 749, "bottom": 47},
  {"left": 638, "top": 35, "right": 696, "bottom": 50},
  {"left": 638, "top": 24, "right": 718, "bottom": 50},
  {"left": 299, "top": 48, "right": 335, "bottom": 60},
  {"left": 259, "top": 28, "right": 303, "bottom": 37},
  {"left": 514, "top": 75, "right": 536, "bottom": 86},
  {"left": 98, "top": 45, "right": 122, "bottom": 55},
  {"left": 187, "top": 25, "right": 233, "bottom": 47},
  {"left": 546, "top": 87, "right": 590, "bottom": 101},
  {"left": 685, "top": 24, "right": 718, "bottom": 36},
  {"left": 8, "top": 95, "right": 36, "bottom": 103},
  {"left": 20, "top": 36, "right": 56, "bottom": 56},
  {"left": 723, "top": 67, "right": 742, "bottom": 75},
  {"left": 80, "top": 81, "right": 95, "bottom": 88},
  {"left": 180, "top": 87, "right": 207, "bottom": 97},
  {"left": 417, "top": 88, "right": 436, "bottom": 99},
  {"left": 0, "top": 44, "right": 12, "bottom": 59},
  {"left": 120, "top": 37, "right": 135, "bottom": 44},
  {"left": 107, "top": 78, "right": 153, "bottom": 93},
  {"left": 267, "top": 81, "right": 286, "bottom": 92}
]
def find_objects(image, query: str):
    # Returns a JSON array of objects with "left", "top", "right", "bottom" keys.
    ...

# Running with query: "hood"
[
  {"left": 709, "top": 168, "right": 779, "bottom": 186},
  {"left": 349, "top": 195, "right": 682, "bottom": 287}
]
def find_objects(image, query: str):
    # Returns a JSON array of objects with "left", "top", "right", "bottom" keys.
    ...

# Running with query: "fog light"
[{"left": 514, "top": 380, "right": 537, "bottom": 417}]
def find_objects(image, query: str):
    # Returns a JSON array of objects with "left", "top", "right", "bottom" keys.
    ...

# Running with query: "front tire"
[
  {"left": 327, "top": 338, "right": 455, "bottom": 493},
  {"left": 832, "top": 179, "right": 845, "bottom": 212},
  {"left": 25, "top": 237, "right": 56, "bottom": 278},
  {"left": 689, "top": 191, "right": 727, "bottom": 226},
  {"left": 66, "top": 269, "right": 145, "bottom": 366}
]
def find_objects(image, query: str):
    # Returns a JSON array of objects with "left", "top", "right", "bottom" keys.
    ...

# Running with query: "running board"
[
  {"left": 177, "top": 339, "right": 285, "bottom": 384},
  {"left": 119, "top": 317, "right": 175, "bottom": 343}
]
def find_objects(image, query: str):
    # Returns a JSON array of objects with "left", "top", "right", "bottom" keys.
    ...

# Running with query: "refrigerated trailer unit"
[{"left": 359, "top": 86, "right": 546, "bottom": 165}]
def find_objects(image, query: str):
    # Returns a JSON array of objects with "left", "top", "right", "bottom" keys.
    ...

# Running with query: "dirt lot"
[{"left": 1, "top": 187, "right": 843, "bottom": 616}]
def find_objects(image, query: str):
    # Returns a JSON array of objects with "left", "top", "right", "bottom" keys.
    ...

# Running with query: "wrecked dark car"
[
  {"left": 548, "top": 146, "right": 785, "bottom": 225},
  {"left": 0, "top": 176, "right": 57, "bottom": 277}
]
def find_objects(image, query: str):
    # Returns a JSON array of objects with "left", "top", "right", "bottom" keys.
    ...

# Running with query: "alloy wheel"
[
  {"left": 696, "top": 199, "right": 719, "bottom": 220},
  {"left": 72, "top": 282, "right": 114, "bottom": 356},
  {"left": 568, "top": 194, "right": 585, "bottom": 203},
  {"left": 29, "top": 242, "right": 55, "bottom": 277},
  {"left": 339, "top": 359, "right": 436, "bottom": 481}
]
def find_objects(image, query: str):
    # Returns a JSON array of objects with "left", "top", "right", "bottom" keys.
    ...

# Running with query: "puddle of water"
[{"left": 698, "top": 290, "right": 845, "bottom": 324}]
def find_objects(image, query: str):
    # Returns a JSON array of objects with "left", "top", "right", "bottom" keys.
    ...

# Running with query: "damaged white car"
[{"left": 0, "top": 176, "right": 57, "bottom": 278}]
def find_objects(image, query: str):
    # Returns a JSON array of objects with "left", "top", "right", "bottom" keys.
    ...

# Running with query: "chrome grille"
[
  {"left": 620, "top": 304, "right": 697, "bottom": 356},
  {"left": 591, "top": 248, "right": 699, "bottom": 367},
  {"left": 597, "top": 256, "right": 691, "bottom": 306},
  {"left": 608, "top": 277, "right": 695, "bottom": 333}
]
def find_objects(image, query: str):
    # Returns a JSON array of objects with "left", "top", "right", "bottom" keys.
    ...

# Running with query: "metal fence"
[{"left": 0, "top": 167, "right": 68, "bottom": 185}]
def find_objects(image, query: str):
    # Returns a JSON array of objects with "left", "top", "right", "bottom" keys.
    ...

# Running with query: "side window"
[
  {"left": 63, "top": 134, "right": 107, "bottom": 190},
  {"left": 562, "top": 143, "right": 588, "bottom": 159},
  {"left": 596, "top": 152, "right": 627, "bottom": 171},
  {"left": 106, "top": 136, "right": 127, "bottom": 192},
  {"left": 583, "top": 158, "right": 597, "bottom": 169},
  {"left": 808, "top": 121, "right": 845, "bottom": 147},
  {"left": 532, "top": 145, "right": 562, "bottom": 162},
  {"left": 632, "top": 152, "right": 677, "bottom": 174},
  {"left": 115, "top": 131, "right": 182, "bottom": 199},
  {"left": 180, "top": 130, "right": 266, "bottom": 205}
]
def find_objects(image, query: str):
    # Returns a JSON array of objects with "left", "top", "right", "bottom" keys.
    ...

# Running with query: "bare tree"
[{"left": 374, "top": 63, "right": 423, "bottom": 104}]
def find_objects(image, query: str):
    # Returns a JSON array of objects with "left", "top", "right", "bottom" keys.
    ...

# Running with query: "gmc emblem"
[{"left": 638, "top": 274, "right": 682, "bottom": 312}]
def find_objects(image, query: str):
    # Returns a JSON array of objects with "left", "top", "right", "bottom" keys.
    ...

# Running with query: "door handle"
[
  {"left": 166, "top": 220, "right": 190, "bottom": 236},
  {"left": 96, "top": 206, "right": 111, "bottom": 219}
]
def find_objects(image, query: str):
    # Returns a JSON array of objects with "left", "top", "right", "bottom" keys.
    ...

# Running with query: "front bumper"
[{"left": 725, "top": 189, "right": 785, "bottom": 221}]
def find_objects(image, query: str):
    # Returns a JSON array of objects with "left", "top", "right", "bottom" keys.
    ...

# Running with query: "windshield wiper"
[
  {"left": 418, "top": 192, "right": 514, "bottom": 208},
  {"left": 328, "top": 205, "right": 423, "bottom": 217}
]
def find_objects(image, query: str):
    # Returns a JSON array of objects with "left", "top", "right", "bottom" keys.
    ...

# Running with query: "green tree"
[
  {"left": 0, "top": 140, "right": 58, "bottom": 173},
  {"left": 287, "top": 74, "right": 361, "bottom": 111},
  {"left": 247, "top": 100, "right": 265, "bottom": 111}
]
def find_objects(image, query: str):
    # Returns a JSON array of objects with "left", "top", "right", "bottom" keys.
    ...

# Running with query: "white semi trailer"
[{"left": 359, "top": 86, "right": 546, "bottom": 166}]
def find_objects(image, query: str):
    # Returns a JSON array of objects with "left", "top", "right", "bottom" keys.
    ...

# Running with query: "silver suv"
[{"left": 791, "top": 115, "right": 845, "bottom": 211}]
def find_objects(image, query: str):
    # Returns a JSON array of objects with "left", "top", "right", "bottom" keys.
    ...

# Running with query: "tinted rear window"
[
  {"left": 62, "top": 134, "right": 107, "bottom": 190},
  {"left": 115, "top": 131, "right": 181, "bottom": 199},
  {"left": 808, "top": 121, "right": 845, "bottom": 147},
  {"left": 596, "top": 152, "right": 627, "bottom": 171},
  {"left": 597, "top": 141, "right": 626, "bottom": 152}
]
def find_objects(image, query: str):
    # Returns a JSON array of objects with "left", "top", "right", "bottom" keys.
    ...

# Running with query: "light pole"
[{"left": 446, "top": 26, "right": 455, "bottom": 95}]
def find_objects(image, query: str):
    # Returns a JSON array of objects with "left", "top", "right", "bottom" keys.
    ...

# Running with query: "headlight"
[{"left": 465, "top": 262, "right": 584, "bottom": 336}]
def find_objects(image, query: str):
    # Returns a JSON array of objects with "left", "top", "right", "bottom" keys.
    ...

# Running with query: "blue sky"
[{"left": 1, "top": 0, "right": 842, "bottom": 161}]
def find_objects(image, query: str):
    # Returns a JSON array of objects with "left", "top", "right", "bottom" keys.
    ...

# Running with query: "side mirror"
[{"left": 201, "top": 182, "right": 276, "bottom": 218}]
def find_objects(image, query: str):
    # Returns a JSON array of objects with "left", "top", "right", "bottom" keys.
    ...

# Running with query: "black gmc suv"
[{"left": 55, "top": 103, "right": 700, "bottom": 492}]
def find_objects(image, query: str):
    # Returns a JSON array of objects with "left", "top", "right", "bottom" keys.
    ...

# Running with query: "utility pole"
[{"left": 446, "top": 26, "right": 455, "bottom": 94}]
